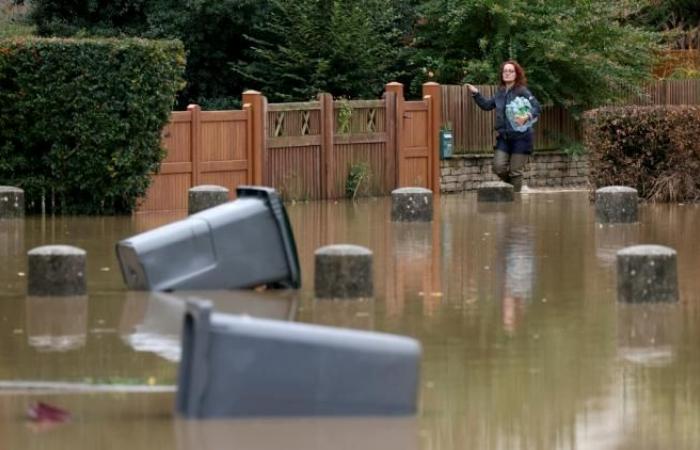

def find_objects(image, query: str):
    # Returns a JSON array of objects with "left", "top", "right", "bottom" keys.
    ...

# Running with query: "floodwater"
[{"left": 1, "top": 190, "right": 699, "bottom": 450}]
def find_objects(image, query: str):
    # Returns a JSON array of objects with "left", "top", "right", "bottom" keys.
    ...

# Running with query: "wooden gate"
[{"left": 386, "top": 83, "right": 441, "bottom": 194}]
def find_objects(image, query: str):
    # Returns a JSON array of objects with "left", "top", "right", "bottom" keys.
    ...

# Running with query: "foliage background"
[
  {"left": 23, "top": 0, "right": 691, "bottom": 107},
  {"left": 0, "top": 37, "right": 185, "bottom": 214}
]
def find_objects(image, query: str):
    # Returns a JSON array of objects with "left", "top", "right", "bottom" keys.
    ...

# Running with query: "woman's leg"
[
  {"left": 507, "top": 133, "right": 533, "bottom": 192},
  {"left": 492, "top": 149, "right": 511, "bottom": 183},
  {"left": 508, "top": 153, "right": 529, "bottom": 192}
]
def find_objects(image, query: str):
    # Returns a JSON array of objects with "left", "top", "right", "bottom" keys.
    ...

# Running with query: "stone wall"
[{"left": 440, "top": 151, "right": 589, "bottom": 193}]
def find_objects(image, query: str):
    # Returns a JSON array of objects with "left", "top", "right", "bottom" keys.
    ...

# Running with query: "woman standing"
[{"left": 466, "top": 60, "right": 540, "bottom": 193}]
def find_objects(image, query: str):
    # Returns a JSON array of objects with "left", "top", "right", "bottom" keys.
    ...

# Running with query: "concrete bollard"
[
  {"left": 616, "top": 245, "right": 678, "bottom": 303},
  {"left": 595, "top": 186, "right": 638, "bottom": 224},
  {"left": 314, "top": 244, "right": 373, "bottom": 299},
  {"left": 0, "top": 186, "right": 24, "bottom": 219},
  {"left": 27, "top": 245, "right": 87, "bottom": 296},
  {"left": 391, "top": 187, "right": 433, "bottom": 222},
  {"left": 477, "top": 181, "right": 513, "bottom": 202},
  {"left": 188, "top": 185, "right": 229, "bottom": 215}
]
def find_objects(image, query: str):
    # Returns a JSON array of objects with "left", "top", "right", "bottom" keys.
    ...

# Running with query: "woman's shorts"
[{"left": 495, "top": 132, "right": 533, "bottom": 155}]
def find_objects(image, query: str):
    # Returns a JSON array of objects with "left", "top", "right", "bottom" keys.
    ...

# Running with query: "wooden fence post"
[
  {"left": 187, "top": 104, "right": 201, "bottom": 187},
  {"left": 422, "top": 82, "right": 442, "bottom": 196},
  {"left": 319, "top": 92, "right": 334, "bottom": 199},
  {"left": 242, "top": 90, "right": 266, "bottom": 186},
  {"left": 385, "top": 82, "right": 404, "bottom": 188},
  {"left": 242, "top": 102, "right": 254, "bottom": 189}
]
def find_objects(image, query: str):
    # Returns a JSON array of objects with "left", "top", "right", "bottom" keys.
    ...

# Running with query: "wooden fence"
[
  {"left": 266, "top": 96, "right": 394, "bottom": 200},
  {"left": 135, "top": 102, "right": 257, "bottom": 212},
  {"left": 442, "top": 79, "right": 700, "bottom": 155},
  {"left": 136, "top": 83, "right": 441, "bottom": 213}
]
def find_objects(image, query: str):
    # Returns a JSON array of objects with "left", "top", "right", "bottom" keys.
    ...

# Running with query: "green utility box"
[{"left": 439, "top": 129, "right": 453, "bottom": 159}]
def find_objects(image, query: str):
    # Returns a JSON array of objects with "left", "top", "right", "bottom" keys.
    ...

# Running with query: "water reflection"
[
  {"left": 595, "top": 223, "right": 641, "bottom": 268},
  {"left": 3, "top": 398, "right": 415, "bottom": 450},
  {"left": 0, "top": 194, "right": 699, "bottom": 449},
  {"left": 312, "top": 298, "right": 374, "bottom": 330},
  {"left": 385, "top": 212, "right": 442, "bottom": 320},
  {"left": 25, "top": 296, "right": 87, "bottom": 352},
  {"left": 0, "top": 218, "right": 24, "bottom": 257},
  {"left": 174, "top": 416, "right": 418, "bottom": 450},
  {"left": 119, "top": 290, "right": 298, "bottom": 361},
  {"left": 617, "top": 303, "right": 681, "bottom": 367},
  {"left": 498, "top": 225, "right": 535, "bottom": 334}
]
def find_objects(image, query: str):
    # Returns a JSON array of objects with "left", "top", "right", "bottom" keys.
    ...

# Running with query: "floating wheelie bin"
[
  {"left": 116, "top": 186, "right": 300, "bottom": 291},
  {"left": 176, "top": 300, "right": 421, "bottom": 418}
]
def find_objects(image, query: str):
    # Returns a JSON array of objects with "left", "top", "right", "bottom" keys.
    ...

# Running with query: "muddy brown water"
[{"left": 0, "top": 190, "right": 699, "bottom": 449}]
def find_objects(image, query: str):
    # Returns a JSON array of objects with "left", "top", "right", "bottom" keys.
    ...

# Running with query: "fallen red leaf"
[{"left": 26, "top": 401, "right": 71, "bottom": 423}]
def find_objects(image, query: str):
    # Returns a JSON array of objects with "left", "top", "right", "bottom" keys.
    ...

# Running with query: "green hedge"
[
  {"left": 0, "top": 37, "right": 185, "bottom": 214},
  {"left": 583, "top": 106, "right": 700, "bottom": 202}
]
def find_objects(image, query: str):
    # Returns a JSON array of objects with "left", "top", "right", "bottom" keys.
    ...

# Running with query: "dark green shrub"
[
  {"left": 0, "top": 36, "right": 185, "bottom": 214},
  {"left": 583, "top": 106, "right": 700, "bottom": 202}
]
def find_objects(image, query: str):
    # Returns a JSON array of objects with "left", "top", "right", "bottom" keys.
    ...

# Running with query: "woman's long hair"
[{"left": 499, "top": 60, "right": 527, "bottom": 88}]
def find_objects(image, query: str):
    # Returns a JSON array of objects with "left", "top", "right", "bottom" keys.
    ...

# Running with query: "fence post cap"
[{"left": 242, "top": 89, "right": 262, "bottom": 95}]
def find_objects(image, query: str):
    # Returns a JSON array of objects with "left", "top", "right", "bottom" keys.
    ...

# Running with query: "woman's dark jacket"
[{"left": 472, "top": 86, "right": 541, "bottom": 139}]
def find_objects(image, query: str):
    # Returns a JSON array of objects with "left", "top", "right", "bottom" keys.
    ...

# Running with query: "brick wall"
[{"left": 440, "top": 151, "right": 589, "bottom": 193}]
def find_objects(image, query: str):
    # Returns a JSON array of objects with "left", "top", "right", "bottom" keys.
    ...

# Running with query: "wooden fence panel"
[
  {"left": 199, "top": 110, "right": 251, "bottom": 196},
  {"left": 329, "top": 99, "right": 390, "bottom": 198},
  {"left": 267, "top": 145, "right": 321, "bottom": 201},
  {"left": 267, "top": 101, "right": 323, "bottom": 200},
  {"left": 331, "top": 142, "right": 388, "bottom": 198},
  {"left": 137, "top": 103, "right": 256, "bottom": 213},
  {"left": 137, "top": 111, "right": 193, "bottom": 212}
]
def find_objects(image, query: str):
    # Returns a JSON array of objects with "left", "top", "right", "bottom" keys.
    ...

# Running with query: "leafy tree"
[
  {"left": 413, "top": 0, "right": 662, "bottom": 108},
  {"left": 236, "top": 0, "right": 402, "bottom": 101},
  {"left": 623, "top": 0, "right": 700, "bottom": 49},
  {"left": 28, "top": 0, "right": 270, "bottom": 109}
]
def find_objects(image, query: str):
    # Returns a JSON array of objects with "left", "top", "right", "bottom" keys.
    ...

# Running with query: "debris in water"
[{"left": 26, "top": 402, "right": 71, "bottom": 424}]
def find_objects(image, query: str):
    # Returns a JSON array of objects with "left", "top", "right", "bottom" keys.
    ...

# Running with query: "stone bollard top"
[
  {"left": 480, "top": 181, "right": 512, "bottom": 188},
  {"left": 0, "top": 186, "right": 24, "bottom": 193},
  {"left": 617, "top": 245, "right": 676, "bottom": 257},
  {"left": 391, "top": 187, "right": 432, "bottom": 195},
  {"left": 315, "top": 244, "right": 372, "bottom": 256},
  {"left": 189, "top": 185, "right": 229, "bottom": 192},
  {"left": 28, "top": 245, "right": 86, "bottom": 256},
  {"left": 596, "top": 186, "right": 638, "bottom": 194}
]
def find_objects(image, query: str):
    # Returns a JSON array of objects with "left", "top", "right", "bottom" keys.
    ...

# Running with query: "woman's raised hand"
[{"left": 465, "top": 84, "right": 478, "bottom": 94}]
